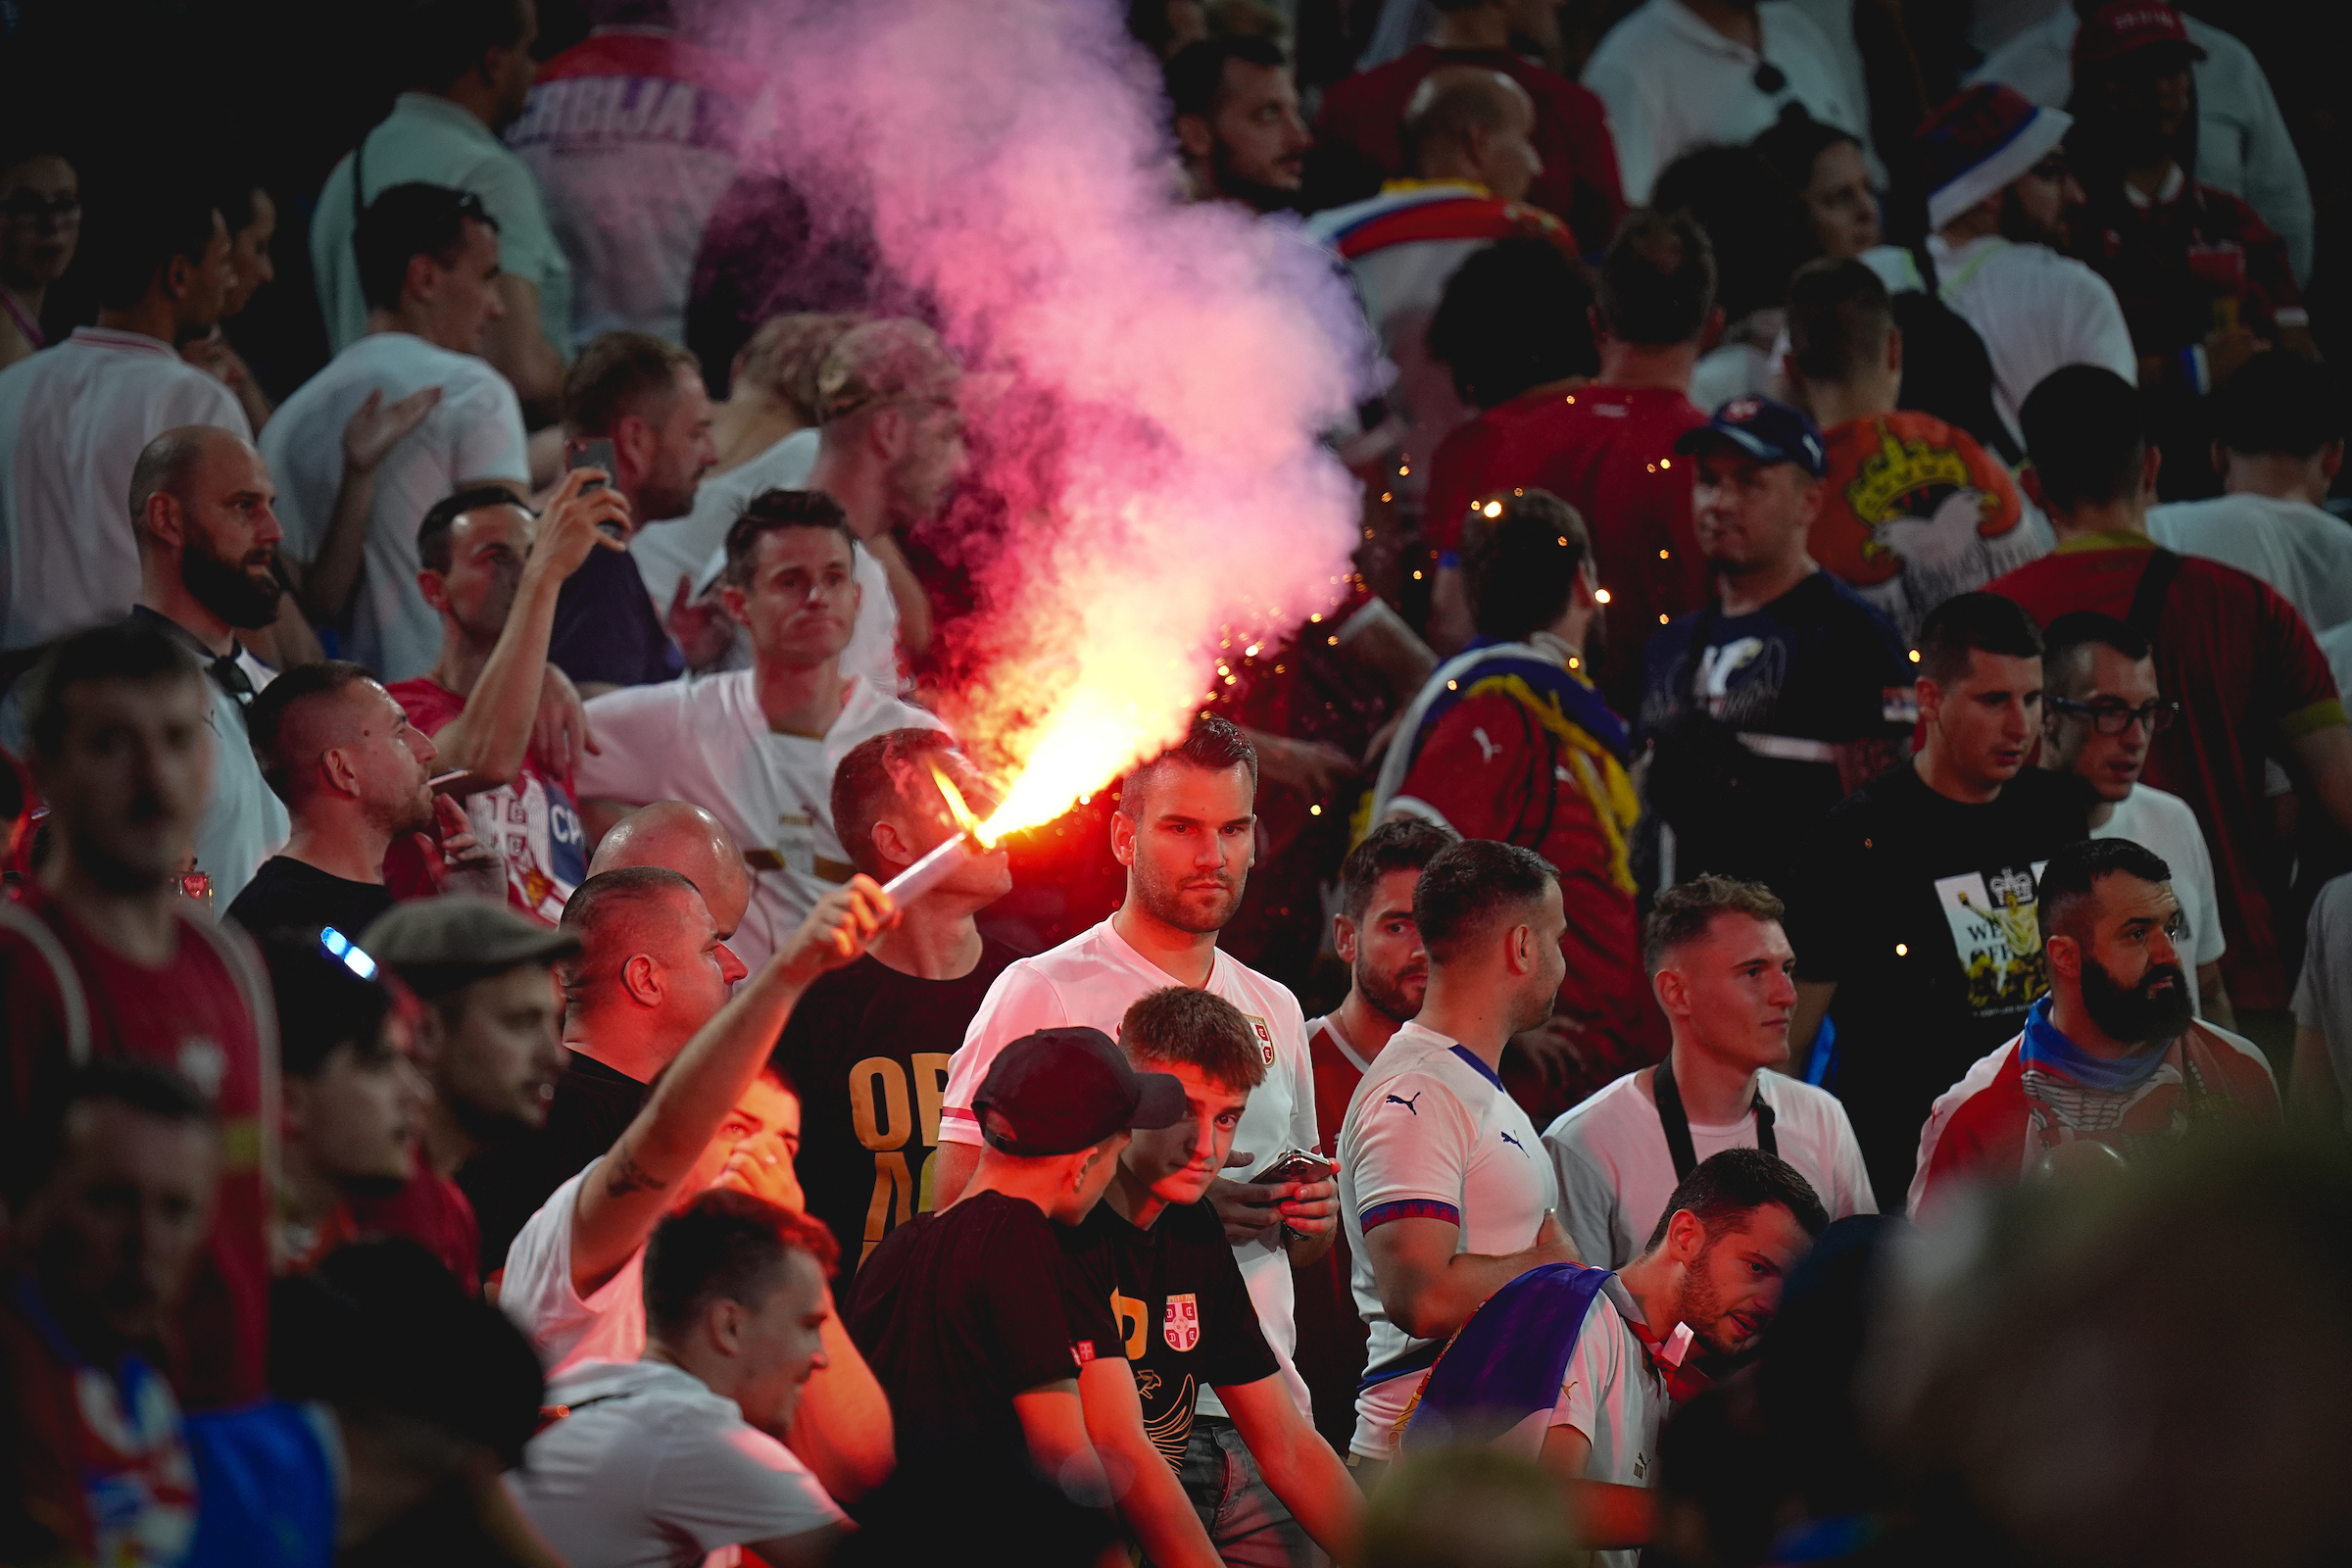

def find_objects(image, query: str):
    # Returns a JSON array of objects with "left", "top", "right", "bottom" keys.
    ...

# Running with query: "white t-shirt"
[
  {"left": 1548, "top": 1278, "right": 1668, "bottom": 1568},
  {"left": 1544, "top": 1066, "right": 1876, "bottom": 1270},
  {"left": 2291, "top": 873, "right": 2352, "bottom": 1135},
  {"left": 0, "top": 328, "right": 251, "bottom": 651},
  {"left": 510, "top": 1358, "right": 845, "bottom": 1568},
  {"left": 312, "top": 92, "right": 573, "bottom": 358},
  {"left": 1924, "top": 234, "right": 2137, "bottom": 451},
  {"left": 2092, "top": 783, "right": 2227, "bottom": 1016},
  {"left": 630, "top": 428, "right": 901, "bottom": 693},
  {"left": 1966, "top": 9, "right": 2313, "bottom": 283},
  {"left": 1581, "top": 0, "right": 1865, "bottom": 205},
  {"left": 1339, "top": 1020, "right": 1558, "bottom": 1458},
  {"left": 502, "top": 1159, "right": 647, "bottom": 1375},
  {"left": 2146, "top": 495, "right": 2352, "bottom": 635},
  {"left": 940, "top": 918, "right": 1320, "bottom": 1417},
  {"left": 573, "top": 670, "right": 946, "bottom": 975},
  {"left": 261, "top": 332, "right": 528, "bottom": 681}
]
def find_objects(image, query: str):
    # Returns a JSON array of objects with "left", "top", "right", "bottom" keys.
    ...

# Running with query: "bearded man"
[
  {"left": 122, "top": 425, "right": 292, "bottom": 905},
  {"left": 1910, "top": 836, "right": 2279, "bottom": 1216}
]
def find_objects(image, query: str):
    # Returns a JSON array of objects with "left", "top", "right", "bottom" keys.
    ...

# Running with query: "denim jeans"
[{"left": 1177, "top": 1414, "right": 1319, "bottom": 1568}]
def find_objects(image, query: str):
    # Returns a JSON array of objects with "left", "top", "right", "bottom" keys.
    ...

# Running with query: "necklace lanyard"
[
  {"left": 1654, "top": 1054, "right": 1776, "bottom": 1181},
  {"left": 0, "top": 287, "right": 42, "bottom": 351}
]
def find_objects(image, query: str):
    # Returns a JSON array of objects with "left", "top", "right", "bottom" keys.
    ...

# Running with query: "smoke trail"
[{"left": 720, "top": 0, "right": 1369, "bottom": 828}]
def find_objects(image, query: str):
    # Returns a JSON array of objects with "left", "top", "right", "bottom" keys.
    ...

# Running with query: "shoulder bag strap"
[{"left": 2128, "top": 548, "right": 2184, "bottom": 642}]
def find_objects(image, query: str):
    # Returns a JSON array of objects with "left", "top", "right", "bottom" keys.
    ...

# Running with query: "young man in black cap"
[
  {"left": 1066, "top": 988, "right": 1363, "bottom": 1568},
  {"left": 363, "top": 896, "right": 578, "bottom": 1212},
  {"left": 849, "top": 1025, "right": 1187, "bottom": 1566},
  {"left": 1640, "top": 395, "right": 1912, "bottom": 898}
]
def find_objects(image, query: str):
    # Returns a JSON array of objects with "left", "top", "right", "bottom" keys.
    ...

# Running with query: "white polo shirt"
[
  {"left": 573, "top": 670, "right": 945, "bottom": 975},
  {"left": 312, "top": 92, "right": 573, "bottom": 358},
  {"left": 2091, "top": 783, "right": 2227, "bottom": 1017},
  {"left": 630, "top": 427, "right": 901, "bottom": 694},
  {"left": 1581, "top": 0, "right": 1865, "bottom": 204},
  {"left": 502, "top": 1159, "right": 646, "bottom": 1376},
  {"left": 940, "top": 918, "right": 1320, "bottom": 1416},
  {"left": 511, "top": 1358, "right": 845, "bottom": 1568},
  {"left": 0, "top": 328, "right": 251, "bottom": 651},
  {"left": 1924, "top": 234, "right": 2137, "bottom": 450},
  {"left": 1340, "top": 1019, "right": 1557, "bottom": 1458},
  {"left": 1544, "top": 1066, "right": 1876, "bottom": 1270},
  {"left": 261, "top": 332, "right": 528, "bottom": 682}
]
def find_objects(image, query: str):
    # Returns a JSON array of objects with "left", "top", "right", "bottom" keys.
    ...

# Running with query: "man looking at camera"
[{"left": 936, "top": 715, "right": 1336, "bottom": 1551}]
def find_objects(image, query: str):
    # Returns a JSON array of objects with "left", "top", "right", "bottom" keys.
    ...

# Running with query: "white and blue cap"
[{"left": 1674, "top": 396, "right": 1828, "bottom": 477}]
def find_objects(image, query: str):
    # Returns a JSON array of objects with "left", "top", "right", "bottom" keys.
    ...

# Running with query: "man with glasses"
[
  {"left": 1913, "top": 84, "right": 2136, "bottom": 451},
  {"left": 2037, "top": 612, "right": 2229, "bottom": 1025},
  {"left": 1909, "top": 837, "right": 2277, "bottom": 1216},
  {"left": 0, "top": 150, "right": 78, "bottom": 369}
]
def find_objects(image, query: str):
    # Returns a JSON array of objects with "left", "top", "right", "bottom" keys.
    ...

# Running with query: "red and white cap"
[{"left": 2073, "top": 1, "right": 2207, "bottom": 71}]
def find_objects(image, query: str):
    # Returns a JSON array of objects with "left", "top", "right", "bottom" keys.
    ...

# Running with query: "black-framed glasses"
[
  {"left": 0, "top": 192, "right": 79, "bottom": 225},
  {"left": 2048, "top": 696, "right": 2179, "bottom": 735}
]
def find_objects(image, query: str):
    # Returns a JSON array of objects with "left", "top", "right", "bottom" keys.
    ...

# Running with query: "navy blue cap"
[
  {"left": 972, "top": 1027, "right": 1188, "bottom": 1156},
  {"left": 1674, "top": 396, "right": 1828, "bottom": 477}
]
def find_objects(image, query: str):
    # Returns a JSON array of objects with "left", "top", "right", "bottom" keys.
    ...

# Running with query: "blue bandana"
[{"left": 2018, "top": 996, "right": 2174, "bottom": 1093}]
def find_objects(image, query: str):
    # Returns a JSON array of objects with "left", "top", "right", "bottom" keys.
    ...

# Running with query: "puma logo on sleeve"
[{"left": 1384, "top": 1091, "right": 1425, "bottom": 1115}]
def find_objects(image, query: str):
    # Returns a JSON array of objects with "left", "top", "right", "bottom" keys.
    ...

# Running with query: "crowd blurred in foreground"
[{"left": 1, "top": 0, "right": 2348, "bottom": 1564}]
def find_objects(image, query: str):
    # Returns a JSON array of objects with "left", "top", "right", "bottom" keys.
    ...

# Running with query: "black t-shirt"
[
  {"left": 770, "top": 940, "right": 1021, "bottom": 1287},
  {"left": 548, "top": 544, "right": 684, "bottom": 689},
  {"left": 1784, "top": 761, "right": 2089, "bottom": 1200},
  {"left": 850, "top": 1191, "right": 1116, "bottom": 1453},
  {"left": 1639, "top": 571, "right": 1912, "bottom": 896},
  {"left": 458, "top": 1050, "right": 648, "bottom": 1276},
  {"left": 225, "top": 857, "right": 397, "bottom": 941},
  {"left": 1060, "top": 1197, "right": 1279, "bottom": 1470}
]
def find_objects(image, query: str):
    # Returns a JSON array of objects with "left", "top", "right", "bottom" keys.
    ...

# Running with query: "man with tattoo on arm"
[{"left": 498, "top": 869, "right": 900, "bottom": 1505}]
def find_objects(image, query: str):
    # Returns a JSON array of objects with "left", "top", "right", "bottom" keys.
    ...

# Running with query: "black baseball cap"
[
  {"left": 973, "top": 1027, "right": 1187, "bottom": 1155},
  {"left": 1674, "top": 395, "right": 1828, "bottom": 477}
]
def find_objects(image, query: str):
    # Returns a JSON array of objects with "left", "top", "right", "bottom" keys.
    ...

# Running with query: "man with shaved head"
[
  {"left": 226, "top": 660, "right": 503, "bottom": 937},
  {"left": 588, "top": 800, "right": 754, "bottom": 943},
  {"left": 1306, "top": 64, "right": 1576, "bottom": 533},
  {"left": 124, "top": 424, "right": 290, "bottom": 906},
  {"left": 460, "top": 857, "right": 747, "bottom": 1272}
]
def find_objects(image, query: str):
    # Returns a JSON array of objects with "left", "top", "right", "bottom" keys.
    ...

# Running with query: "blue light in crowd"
[{"left": 320, "top": 926, "right": 378, "bottom": 981}]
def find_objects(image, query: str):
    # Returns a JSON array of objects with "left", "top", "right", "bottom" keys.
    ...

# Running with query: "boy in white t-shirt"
[
  {"left": 1339, "top": 838, "right": 1581, "bottom": 1469},
  {"left": 1545, "top": 876, "right": 1875, "bottom": 1268},
  {"left": 933, "top": 715, "right": 1336, "bottom": 1565},
  {"left": 263, "top": 183, "right": 530, "bottom": 682},
  {"left": 2037, "top": 612, "right": 2230, "bottom": 1020},
  {"left": 510, "top": 1192, "right": 851, "bottom": 1568}
]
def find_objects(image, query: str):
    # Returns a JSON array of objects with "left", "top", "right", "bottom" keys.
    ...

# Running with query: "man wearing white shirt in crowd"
[
  {"left": 638, "top": 313, "right": 902, "bottom": 692},
  {"left": 0, "top": 178, "right": 245, "bottom": 658},
  {"left": 1339, "top": 838, "right": 1580, "bottom": 1476},
  {"left": 1545, "top": 875, "right": 1874, "bottom": 1271},
  {"left": 125, "top": 427, "right": 291, "bottom": 907},
  {"left": 511, "top": 1191, "right": 855, "bottom": 1568},
  {"left": 1912, "top": 83, "right": 2136, "bottom": 450},
  {"left": 933, "top": 715, "right": 1339, "bottom": 1554},
  {"left": 2038, "top": 612, "right": 2231, "bottom": 1024},
  {"left": 1580, "top": 0, "right": 1864, "bottom": 206},
  {"left": 265, "top": 182, "right": 529, "bottom": 683},
  {"left": 311, "top": 0, "right": 570, "bottom": 416},
  {"left": 2146, "top": 352, "right": 2352, "bottom": 636},
  {"left": 1966, "top": 0, "right": 2314, "bottom": 284},
  {"left": 500, "top": 867, "right": 898, "bottom": 1508},
  {"left": 576, "top": 490, "right": 942, "bottom": 976}
]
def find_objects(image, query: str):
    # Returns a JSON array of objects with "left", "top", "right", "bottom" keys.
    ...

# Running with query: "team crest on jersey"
[
  {"left": 1242, "top": 1013, "right": 1276, "bottom": 1066},
  {"left": 1163, "top": 1294, "right": 1200, "bottom": 1352}
]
